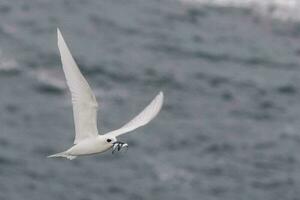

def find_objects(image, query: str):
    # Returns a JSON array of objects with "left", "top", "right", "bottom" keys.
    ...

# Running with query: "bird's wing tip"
[
  {"left": 158, "top": 91, "right": 164, "bottom": 101},
  {"left": 57, "top": 28, "right": 63, "bottom": 42}
]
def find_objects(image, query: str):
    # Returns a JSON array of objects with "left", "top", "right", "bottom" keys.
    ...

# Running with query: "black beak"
[{"left": 112, "top": 141, "right": 128, "bottom": 154}]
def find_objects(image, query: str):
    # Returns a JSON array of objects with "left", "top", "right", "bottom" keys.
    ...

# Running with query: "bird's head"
[{"left": 104, "top": 137, "right": 117, "bottom": 145}]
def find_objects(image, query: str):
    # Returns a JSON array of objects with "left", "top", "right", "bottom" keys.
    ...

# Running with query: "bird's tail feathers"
[{"left": 47, "top": 151, "right": 77, "bottom": 160}]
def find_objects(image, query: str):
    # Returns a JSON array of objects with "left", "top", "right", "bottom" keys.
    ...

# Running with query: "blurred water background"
[{"left": 1, "top": 0, "right": 300, "bottom": 199}]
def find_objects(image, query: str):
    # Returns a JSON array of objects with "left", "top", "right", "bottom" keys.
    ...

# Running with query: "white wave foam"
[
  {"left": 153, "top": 162, "right": 194, "bottom": 184},
  {"left": 35, "top": 68, "right": 66, "bottom": 93},
  {"left": 180, "top": 0, "right": 300, "bottom": 21},
  {"left": 0, "top": 50, "right": 20, "bottom": 73}
]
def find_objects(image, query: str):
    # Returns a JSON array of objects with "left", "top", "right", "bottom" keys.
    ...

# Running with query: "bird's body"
[
  {"left": 66, "top": 136, "right": 115, "bottom": 156},
  {"left": 48, "top": 29, "right": 163, "bottom": 160},
  {"left": 51, "top": 136, "right": 116, "bottom": 160}
]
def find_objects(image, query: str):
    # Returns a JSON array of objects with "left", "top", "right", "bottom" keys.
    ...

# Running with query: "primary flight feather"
[{"left": 48, "top": 28, "right": 163, "bottom": 160}]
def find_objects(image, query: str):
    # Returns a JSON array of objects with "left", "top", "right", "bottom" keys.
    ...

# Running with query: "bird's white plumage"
[
  {"left": 57, "top": 28, "right": 99, "bottom": 144},
  {"left": 50, "top": 29, "right": 163, "bottom": 159},
  {"left": 105, "top": 92, "right": 163, "bottom": 138}
]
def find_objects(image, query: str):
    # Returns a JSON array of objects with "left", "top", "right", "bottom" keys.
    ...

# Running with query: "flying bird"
[{"left": 48, "top": 29, "right": 164, "bottom": 160}]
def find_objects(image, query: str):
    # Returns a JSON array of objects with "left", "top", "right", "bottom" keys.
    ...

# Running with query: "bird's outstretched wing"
[
  {"left": 105, "top": 92, "right": 163, "bottom": 138},
  {"left": 57, "top": 28, "right": 99, "bottom": 144}
]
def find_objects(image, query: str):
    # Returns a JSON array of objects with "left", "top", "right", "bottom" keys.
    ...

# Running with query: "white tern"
[{"left": 48, "top": 28, "right": 164, "bottom": 160}]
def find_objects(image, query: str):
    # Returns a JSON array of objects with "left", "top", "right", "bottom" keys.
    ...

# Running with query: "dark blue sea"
[{"left": 1, "top": 0, "right": 300, "bottom": 199}]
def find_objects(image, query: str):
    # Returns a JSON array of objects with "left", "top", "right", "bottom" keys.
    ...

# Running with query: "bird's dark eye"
[{"left": 106, "top": 139, "right": 112, "bottom": 143}]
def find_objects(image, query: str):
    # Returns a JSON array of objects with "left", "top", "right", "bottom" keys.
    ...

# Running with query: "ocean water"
[{"left": 1, "top": 0, "right": 300, "bottom": 199}]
